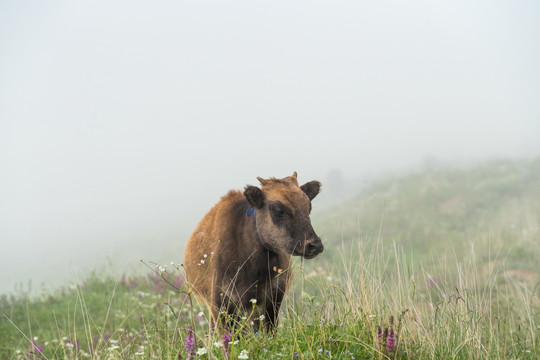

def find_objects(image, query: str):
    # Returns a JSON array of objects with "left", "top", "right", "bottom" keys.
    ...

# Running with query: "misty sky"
[{"left": 1, "top": 0, "right": 539, "bottom": 294}]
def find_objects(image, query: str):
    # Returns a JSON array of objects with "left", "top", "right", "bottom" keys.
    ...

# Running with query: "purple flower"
[
  {"left": 185, "top": 328, "right": 195, "bottom": 360},
  {"left": 32, "top": 342, "right": 44, "bottom": 354},
  {"left": 222, "top": 329, "right": 232, "bottom": 357},
  {"left": 294, "top": 352, "right": 299, "bottom": 358},
  {"left": 386, "top": 328, "right": 396, "bottom": 352},
  {"left": 325, "top": 350, "right": 329, "bottom": 355},
  {"left": 376, "top": 326, "right": 383, "bottom": 348}
]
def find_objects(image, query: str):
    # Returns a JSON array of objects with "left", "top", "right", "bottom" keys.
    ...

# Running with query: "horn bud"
[
  {"left": 292, "top": 171, "right": 298, "bottom": 178},
  {"left": 257, "top": 176, "right": 268, "bottom": 185}
]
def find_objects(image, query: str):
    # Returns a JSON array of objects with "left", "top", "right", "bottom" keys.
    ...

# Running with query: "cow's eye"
[{"left": 270, "top": 202, "right": 291, "bottom": 220}]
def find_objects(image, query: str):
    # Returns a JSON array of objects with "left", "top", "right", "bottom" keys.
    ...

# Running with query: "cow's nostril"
[{"left": 308, "top": 240, "right": 323, "bottom": 253}]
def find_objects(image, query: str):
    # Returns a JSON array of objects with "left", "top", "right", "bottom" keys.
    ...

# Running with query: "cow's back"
[{"left": 184, "top": 190, "right": 246, "bottom": 301}]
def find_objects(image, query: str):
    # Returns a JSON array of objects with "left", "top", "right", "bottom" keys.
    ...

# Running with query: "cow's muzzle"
[{"left": 302, "top": 238, "right": 324, "bottom": 259}]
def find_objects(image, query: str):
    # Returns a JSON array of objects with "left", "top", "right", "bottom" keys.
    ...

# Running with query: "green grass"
[{"left": 1, "top": 158, "right": 539, "bottom": 359}]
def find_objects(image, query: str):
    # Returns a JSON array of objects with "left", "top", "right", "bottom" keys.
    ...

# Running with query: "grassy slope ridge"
[{"left": 1, "top": 158, "right": 539, "bottom": 359}]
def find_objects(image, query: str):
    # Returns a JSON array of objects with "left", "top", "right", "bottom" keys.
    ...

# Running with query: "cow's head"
[{"left": 243, "top": 172, "right": 323, "bottom": 259}]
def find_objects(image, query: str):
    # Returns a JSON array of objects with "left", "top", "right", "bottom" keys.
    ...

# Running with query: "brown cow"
[{"left": 183, "top": 172, "right": 323, "bottom": 330}]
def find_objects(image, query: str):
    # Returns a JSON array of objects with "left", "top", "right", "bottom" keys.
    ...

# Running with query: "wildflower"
[
  {"left": 238, "top": 349, "right": 249, "bottom": 359},
  {"left": 318, "top": 348, "right": 323, "bottom": 354},
  {"left": 185, "top": 327, "right": 196, "bottom": 360},
  {"left": 325, "top": 350, "right": 329, "bottom": 355},
  {"left": 30, "top": 341, "right": 45, "bottom": 355},
  {"left": 386, "top": 328, "right": 396, "bottom": 352},
  {"left": 263, "top": 349, "right": 268, "bottom": 353},
  {"left": 135, "top": 345, "right": 145, "bottom": 356},
  {"left": 214, "top": 341, "right": 223, "bottom": 348},
  {"left": 376, "top": 326, "right": 384, "bottom": 348},
  {"left": 200, "top": 259, "right": 205, "bottom": 264},
  {"left": 222, "top": 329, "right": 232, "bottom": 357},
  {"left": 258, "top": 314, "right": 265, "bottom": 321},
  {"left": 204, "top": 254, "right": 208, "bottom": 258},
  {"left": 196, "top": 347, "right": 208, "bottom": 356},
  {"left": 294, "top": 351, "right": 300, "bottom": 358},
  {"left": 170, "top": 261, "right": 175, "bottom": 266},
  {"left": 249, "top": 298, "right": 257, "bottom": 304}
]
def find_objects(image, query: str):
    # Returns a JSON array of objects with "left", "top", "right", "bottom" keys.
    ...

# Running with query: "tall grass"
[{"left": 2, "top": 232, "right": 538, "bottom": 359}]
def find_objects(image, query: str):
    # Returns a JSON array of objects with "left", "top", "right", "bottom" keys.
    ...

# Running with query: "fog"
[{"left": 1, "top": 0, "right": 539, "bottom": 294}]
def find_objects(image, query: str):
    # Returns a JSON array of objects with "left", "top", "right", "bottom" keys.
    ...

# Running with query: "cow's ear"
[
  {"left": 244, "top": 185, "right": 265, "bottom": 208},
  {"left": 301, "top": 180, "right": 321, "bottom": 201}
]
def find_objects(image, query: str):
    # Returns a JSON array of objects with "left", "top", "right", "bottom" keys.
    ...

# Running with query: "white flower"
[
  {"left": 238, "top": 349, "right": 249, "bottom": 359},
  {"left": 249, "top": 298, "right": 257, "bottom": 304},
  {"left": 204, "top": 254, "right": 208, "bottom": 258},
  {"left": 214, "top": 341, "right": 223, "bottom": 348},
  {"left": 211, "top": 251, "right": 214, "bottom": 255},
  {"left": 198, "top": 311, "right": 204, "bottom": 317},
  {"left": 170, "top": 261, "right": 175, "bottom": 266},
  {"left": 258, "top": 314, "right": 265, "bottom": 321},
  {"left": 200, "top": 259, "right": 205, "bottom": 264},
  {"left": 196, "top": 347, "right": 207, "bottom": 356},
  {"left": 33, "top": 336, "right": 38, "bottom": 341}
]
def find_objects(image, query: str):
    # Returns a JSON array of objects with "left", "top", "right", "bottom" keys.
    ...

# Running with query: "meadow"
[{"left": 1, "top": 159, "right": 539, "bottom": 359}]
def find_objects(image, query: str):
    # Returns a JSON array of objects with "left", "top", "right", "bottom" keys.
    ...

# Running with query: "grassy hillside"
[
  {"left": 315, "top": 158, "right": 540, "bottom": 270},
  {"left": 1, "top": 158, "right": 539, "bottom": 359}
]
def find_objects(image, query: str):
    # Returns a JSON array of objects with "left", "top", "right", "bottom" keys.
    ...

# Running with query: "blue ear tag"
[{"left": 246, "top": 208, "right": 254, "bottom": 217}]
